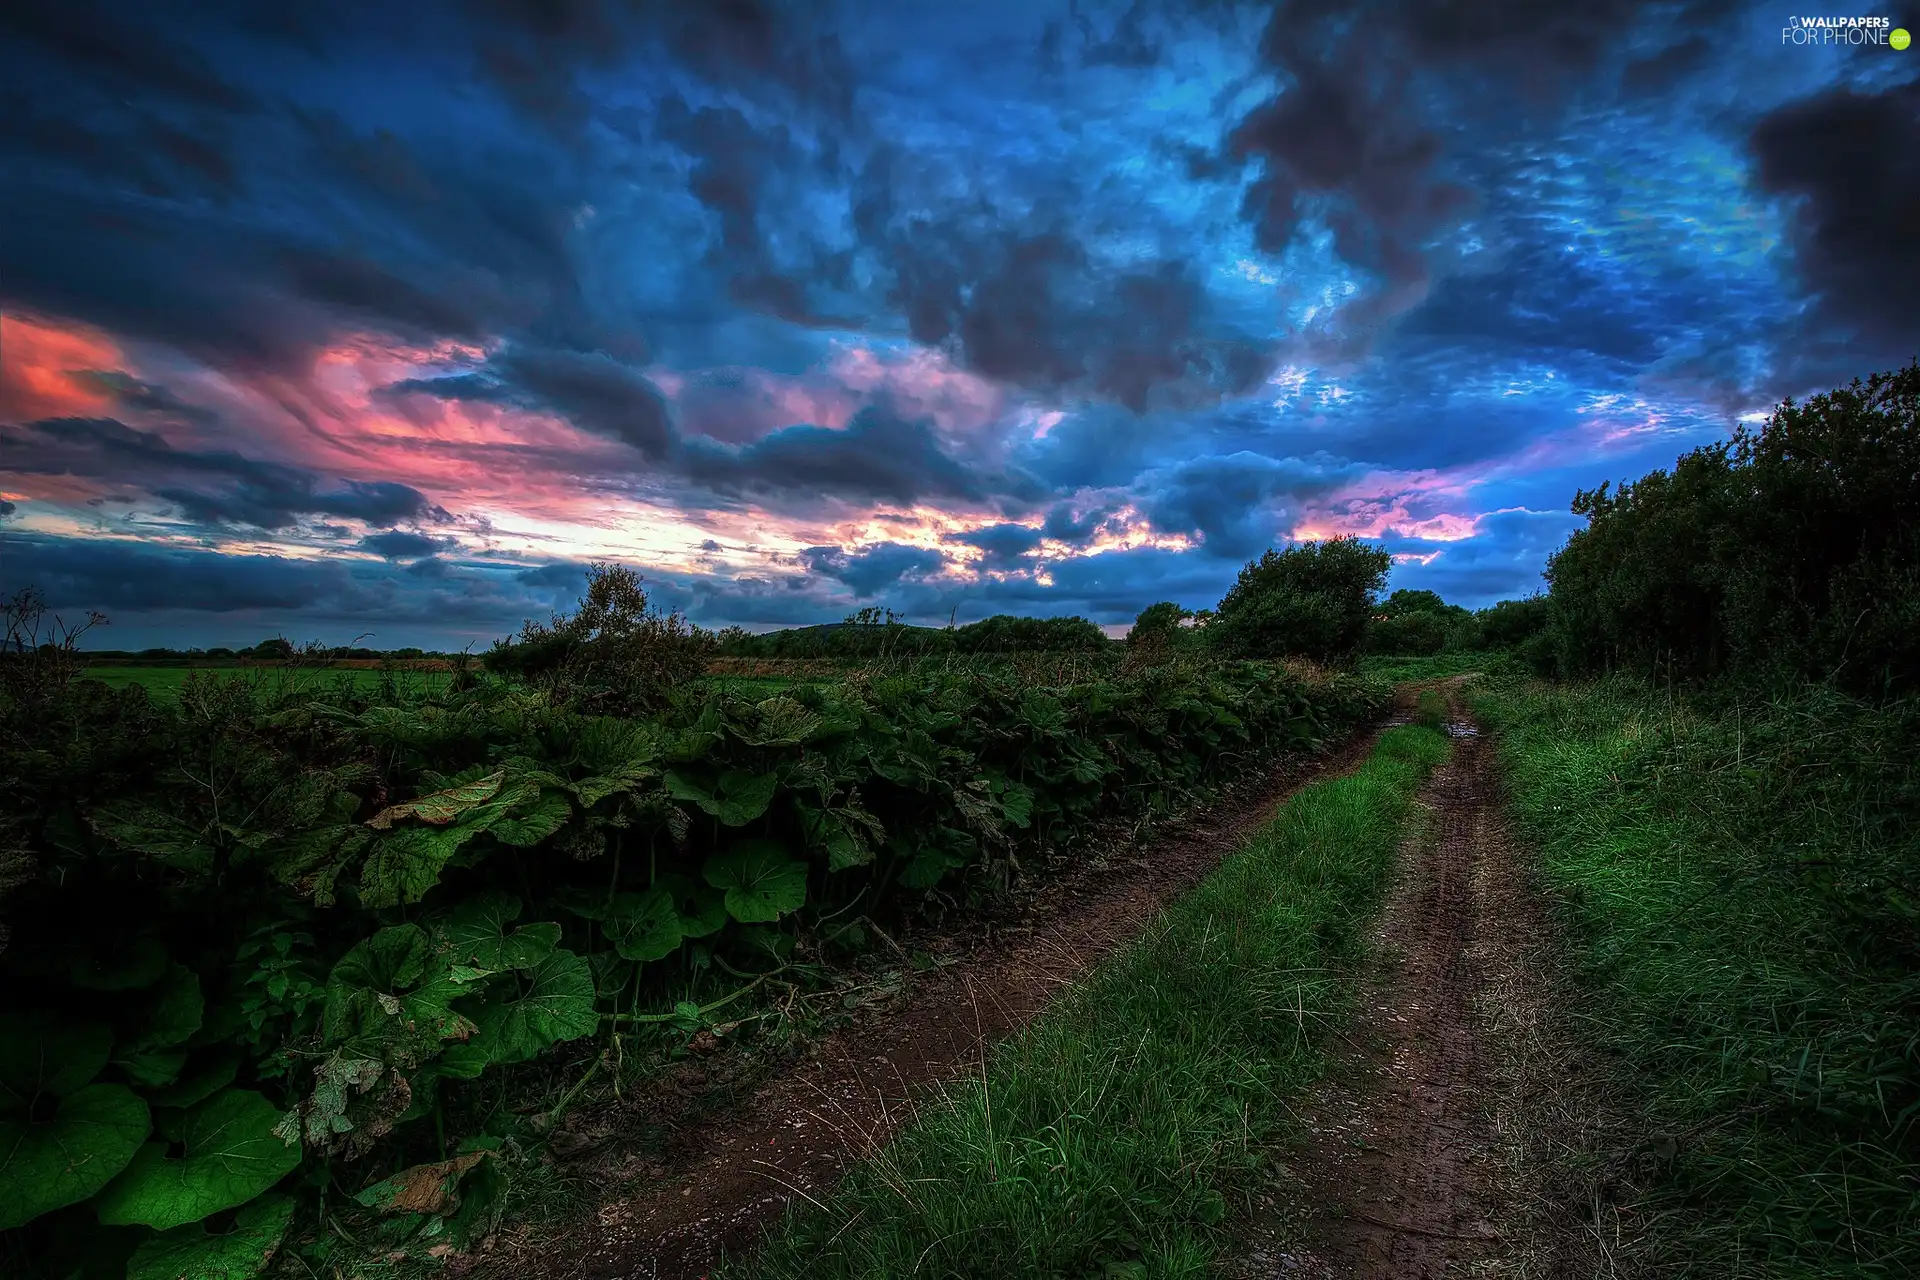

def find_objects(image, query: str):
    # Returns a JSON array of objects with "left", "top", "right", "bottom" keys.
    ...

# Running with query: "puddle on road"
[{"left": 1444, "top": 721, "right": 1479, "bottom": 738}]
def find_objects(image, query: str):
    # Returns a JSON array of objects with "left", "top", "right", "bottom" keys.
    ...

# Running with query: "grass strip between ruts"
[{"left": 735, "top": 722, "right": 1452, "bottom": 1280}]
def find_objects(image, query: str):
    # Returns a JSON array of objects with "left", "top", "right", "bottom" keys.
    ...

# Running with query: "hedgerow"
[{"left": 0, "top": 642, "right": 1383, "bottom": 1278}]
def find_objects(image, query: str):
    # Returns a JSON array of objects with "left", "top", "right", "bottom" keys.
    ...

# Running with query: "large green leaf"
[
  {"left": 703, "top": 841, "right": 809, "bottom": 923},
  {"left": 731, "top": 696, "right": 823, "bottom": 747},
  {"left": 89, "top": 805, "right": 216, "bottom": 873},
  {"left": 322, "top": 926, "right": 473, "bottom": 1055},
  {"left": 465, "top": 950, "right": 597, "bottom": 1066},
  {"left": 435, "top": 893, "right": 560, "bottom": 971},
  {"left": 125, "top": 964, "right": 205, "bottom": 1052},
  {"left": 148, "top": 1053, "right": 240, "bottom": 1110},
  {"left": 114, "top": 1050, "right": 188, "bottom": 1089},
  {"left": 366, "top": 771, "right": 504, "bottom": 829},
  {"left": 0, "top": 1016, "right": 113, "bottom": 1108},
  {"left": 484, "top": 790, "right": 572, "bottom": 846},
  {"left": 655, "top": 872, "right": 727, "bottom": 939},
  {"left": 125, "top": 1191, "right": 293, "bottom": 1280},
  {"left": 665, "top": 769, "right": 778, "bottom": 826},
  {"left": 599, "top": 888, "right": 682, "bottom": 962},
  {"left": 358, "top": 822, "right": 486, "bottom": 908},
  {"left": 95, "top": 1089, "right": 302, "bottom": 1231},
  {"left": 0, "top": 1083, "right": 149, "bottom": 1229}
]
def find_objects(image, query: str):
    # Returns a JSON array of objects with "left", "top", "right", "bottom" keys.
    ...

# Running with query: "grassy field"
[
  {"left": 1472, "top": 677, "right": 1920, "bottom": 1276},
  {"left": 76, "top": 664, "right": 453, "bottom": 699},
  {"left": 738, "top": 723, "right": 1451, "bottom": 1278}
]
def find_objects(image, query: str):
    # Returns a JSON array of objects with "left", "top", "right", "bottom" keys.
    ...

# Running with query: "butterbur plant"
[{"left": 0, "top": 637, "right": 1383, "bottom": 1277}]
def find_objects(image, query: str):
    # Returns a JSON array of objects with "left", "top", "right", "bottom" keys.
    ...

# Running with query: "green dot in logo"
[{"left": 1894, "top": 27, "right": 1913, "bottom": 49}]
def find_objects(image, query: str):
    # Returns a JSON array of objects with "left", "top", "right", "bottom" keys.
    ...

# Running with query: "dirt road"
[
  {"left": 487, "top": 719, "right": 1395, "bottom": 1280},
  {"left": 1232, "top": 691, "right": 1574, "bottom": 1278}
]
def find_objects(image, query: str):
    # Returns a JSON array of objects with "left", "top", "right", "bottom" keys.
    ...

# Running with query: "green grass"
[
  {"left": 736, "top": 724, "right": 1452, "bottom": 1280},
  {"left": 1473, "top": 677, "right": 1920, "bottom": 1276},
  {"left": 76, "top": 665, "right": 451, "bottom": 700}
]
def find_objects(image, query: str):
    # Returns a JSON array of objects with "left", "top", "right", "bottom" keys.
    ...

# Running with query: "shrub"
[
  {"left": 1475, "top": 595, "right": 1551, "bottom": 649},
  {"left": 1365, "top": 611, "right": 1449, "bottom": 656},
  {"left": 1545, "top": 361, "right": 1920, "bottom": 696},
  {"left": 953, "top": 614, "right": 1108, "bottom": 654},
  {"left": 1210, "top": 538, "right": 1391, "bottom": 664},
  {"left": 484, "top": 563, "right": 713, "bottom": 715}
]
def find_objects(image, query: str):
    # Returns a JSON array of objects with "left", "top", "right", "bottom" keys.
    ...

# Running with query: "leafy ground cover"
[
  {"left": 1472, "top": 676, "right": 1920, "bottom": 1276},
  {"left": 0, "top": 655, "right": 1384, "bottom": 1279},
  {"left": 737, "top": 722, "right": 1450, "bottom": 1279}
]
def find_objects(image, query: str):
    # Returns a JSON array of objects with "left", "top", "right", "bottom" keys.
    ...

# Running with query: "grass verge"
[
  {"left": 734, "top": 723, "right": 1451, "bottom": 1279},
  {"left": 1472, "top": 676, "right": 1920, "bottom": 1276}
]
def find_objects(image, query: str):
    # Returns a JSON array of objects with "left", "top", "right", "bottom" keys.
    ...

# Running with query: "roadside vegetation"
[
  {"left": 1466, "top": 362, "right": 1920, "bottom": 1275},
  {"left": 0, "top": 563, "right": 1385, "bottom": 1280},
  {"left": 1476, "top": 678, "right": 1917, "bottom": 1274},
  {"left": 743, "top": 724, "right": 1451, "bottom": 1279}
]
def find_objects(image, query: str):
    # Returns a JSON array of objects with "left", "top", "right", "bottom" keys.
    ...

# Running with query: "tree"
[
  {"left": 485, "top": 563, "right": 713, "bottom": 713},
  {"left": 1543, "top": 360, "right": 1920, "bottom": 694},
  {"left": 1378, "top": 589, "right": 1452, "bottom": 619},
  {"left": 1209, "top": 538, "right": 1391, "bottom": 663},
  {"left": 1365, "top": 611, "right": 1449, "bottom": 656}
]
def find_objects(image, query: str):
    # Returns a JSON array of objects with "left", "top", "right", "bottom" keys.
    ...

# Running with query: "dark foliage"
[
  {"left": 1546, "top": 361, "right": 1920, "bottom": 696},
  {"left": 484, "top": 563, "right": 715, "bottom": 715},
  {"left": 0, "top": 605, "right": 1384, "bottom": 1273},
  {"left": 1210, "top": 537, "right": 1392, "bottom": 664}
]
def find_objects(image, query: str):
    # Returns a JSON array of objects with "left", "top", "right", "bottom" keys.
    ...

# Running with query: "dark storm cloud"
[
  {"left": 406, "top": 554, "right": 453, "bottom": 578},
  {"left": 0, "top": 533, "right": 586, "bottom": 627},
  {"left": 1136, "top": 451, "right": 1356, "bottom": 559},
  {"left": 387, "top": 349, "right": 674, "bottom": 456},
  {"left": 72, "top": 372, "right": 222, "bottom": 426},
  {"left": 515, "top": 562, "right": 590, "bottom": 590},
  {"left": 1748, "top": 78, "right": 1920, "bottom": 361},
  {"left": 0, "top": 417, "right": 449, "bottom": 530},
  {"left": 462, "top": 0, "right": 855, "bottom": 136},
  {"left": 1041, "top": 501, "right": 1118, "bottom": 546},
  {"left": 1216, "top": 0, "right": 1746, "bottom": 340},
  {"left": 845, "top": 147, "right": 1276, "bottom": 410},
  {"left": 0, "top": 501, "right": 16, "bottom": 518},
  {"left": 652, "top": 94, "right": 1278, "bottom": 412},
  {"left": 359, "top": 530, "right": 457, "bottom": 560},
  {"left": 892, "top": 234, "right": 1271, "bottom": 413},
  {"left": 653, "top": 95, "right": 857, "bottom": 329},
  {"left": 680, "top": 407, "right": 1004, "bottom": 505},
  {"left": 3, "top": 535, "right": 357, "bottom": 613},
  {"left": 953, "top": 523, "right": 1044, "bottom": 568},
  {"left": 799, "top": 542, "right": 949, "bottom": 597},
  {"left": 0, "top": 0, "right": 255, "bottom": 112}
]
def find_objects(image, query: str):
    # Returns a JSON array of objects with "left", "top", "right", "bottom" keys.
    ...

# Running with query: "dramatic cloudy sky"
[{"left": 2, "top": 0, "right": 1917, "bottom": 648}]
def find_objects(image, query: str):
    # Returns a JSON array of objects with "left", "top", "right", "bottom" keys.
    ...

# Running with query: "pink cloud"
[{"left": 0, "top": 314, "right": 121, "bottom": 422}]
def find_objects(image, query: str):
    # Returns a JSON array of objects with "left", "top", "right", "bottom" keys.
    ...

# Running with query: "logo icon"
[{"left": 1893, "top": 27, "right": 1912, "bottom": 47}]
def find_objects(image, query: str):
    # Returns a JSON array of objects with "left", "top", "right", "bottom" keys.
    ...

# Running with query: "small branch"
[{"left": 602, "top": 964, "right": 791, "bottom": 1024}]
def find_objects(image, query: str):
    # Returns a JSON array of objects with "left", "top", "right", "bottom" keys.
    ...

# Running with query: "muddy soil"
[
  {"left": 1229, "top": 688, "right": 1572, "bottom": 1279},
  {"left": 491, "top": 717, "right": 1397, "bottom": 1280}
]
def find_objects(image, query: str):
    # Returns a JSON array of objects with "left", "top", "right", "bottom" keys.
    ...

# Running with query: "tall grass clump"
[
  {"left": 1474, "top": 676, "right": 1920, "bottom": 1276},
  {"left": 740, "top": 724, "right": 1451, "bottom": 1280}
]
